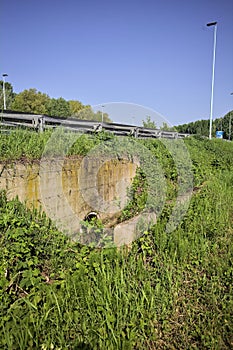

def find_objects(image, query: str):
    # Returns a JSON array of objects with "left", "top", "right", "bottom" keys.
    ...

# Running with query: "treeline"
[
  {"left": 0, "top": 81, "right": 111, "bottom": 122},
  {"left": 176, "top": 111, "right": 233, "bottom": 140},
  {"left": 1, "top": 80, "right": 232, "bottom": 133}
]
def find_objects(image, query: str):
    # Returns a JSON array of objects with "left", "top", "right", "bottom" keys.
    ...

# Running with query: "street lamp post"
[
  {"left": 229, "top": 93, "right": 233, "bottom": 141},
  {"left": 206, "top": 21, "right": 217, "bottom": 140},
  {"left": 229, "top": 114, "right": 232, "bottom": 141},
  {"left": 2, "top": 73, "right": 8, "bottom": 110},
  {"left": 101, "top": 105, "right": 104, "bottom": 123}
]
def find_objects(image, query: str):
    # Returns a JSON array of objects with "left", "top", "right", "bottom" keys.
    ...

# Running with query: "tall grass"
[
  {"left": 0, "top": 128, "right": 102, "bottom": 161},
  {"left": 0, "top": 132, "right": 233, "bottom": 349}
]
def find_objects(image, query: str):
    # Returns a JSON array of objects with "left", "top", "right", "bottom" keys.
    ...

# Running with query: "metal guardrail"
[{"left": 0, "top": 111, "right": 190, "bottom": 139}]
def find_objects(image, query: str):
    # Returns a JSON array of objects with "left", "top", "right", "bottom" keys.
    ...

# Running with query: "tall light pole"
[
  {"left": 229, "top": 114, "right": 232, "bottom": 141},
  {"left": 206, "top": 21, "right": 217, "bottom": 139},
  {"left": 2, "top": 73, "right": 8, "bottom": 110},
  {"left": 101, "top": 105, "right": 104, "bottom": 123},
  {"left": 229, "top": 93, "right": 233, "bottom": 141}
]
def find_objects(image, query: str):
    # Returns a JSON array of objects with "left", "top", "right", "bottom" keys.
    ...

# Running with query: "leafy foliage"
[
  {"left": 0, "top": 81, "right": 16, "bottom": 110},
  {"left": 0, "top": 129, "right": 103, "bottom": 161},
  {"left": 2, "top": 83, "right": 111, "bottom": 121},
  {"left": 11, "top": 89, "right": 50, "bottom": 115},
  {"left": 69, "top": 99, "right": 88, "bottom": 116},
  {"left": 46, "top": 97, "right": 71, "bottom": 117},
  {"left": 142, "top": 116, "right": 157, "bottom": 129},
  {"left": 160, "top": 121, "right": 176, "bottom": 131},
  {"left": 120, "top": 167, "right": 148, "bottom": 221}
]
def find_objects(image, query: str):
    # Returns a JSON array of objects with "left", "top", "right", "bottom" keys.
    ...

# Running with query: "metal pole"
[
  {"left": 2, "top": 73, "right": 8, "bottom": 110},
  {"left": 229, "top": 93, "right": 233, "bottom": 141},
  {"left": 207, "top": 22, "right": 217, "bottom": 140},
  {"left": 229, "top": 114, "right": 232, "bottom": 141},
  {"left": 101, "top": 105, "right": 104, "bottom": 123}
]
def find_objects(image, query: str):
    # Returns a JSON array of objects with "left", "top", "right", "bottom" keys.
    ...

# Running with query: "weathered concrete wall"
[
  {"left": 0, "top": 157, "right": 142, "bottom": 245},
  {"left": 0, "top": 157, "right": 137, "bottom": 215}
]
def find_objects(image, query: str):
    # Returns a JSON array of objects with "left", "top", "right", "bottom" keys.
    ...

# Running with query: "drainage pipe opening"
[{"left": 84, "top": 212, "right": 99, "bottom": 222}]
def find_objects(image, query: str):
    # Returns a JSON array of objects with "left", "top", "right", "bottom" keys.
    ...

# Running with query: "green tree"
[
  {"left": 67, "top": 105, "right": 93, "bottom": 120},
  {"left": 0, "top": 81, "right": 16, "bottom": 110},
  {"left": 142, "top": 116, "right": 157, "bottom": 129},
  {"left": 68, "top": 100, "right": 88, "bottom": 117},
  {"left": 215, "top": 111, "right": 233, "bottom": 140},
  {"left": 11, "top": 89, "right": 49, "bottom": 114},
  {"left": 46, "top": 97, "right": 71, "bottom": 117},
  {"left": 160, "top": 122, "right": 176, "bottom": 131},
  {"left": 94, "top": 110, "right": 112, "bottom": 123},
  {"left": 176, "top": 119, "right": 210, "bottom": 136},
  {"left": 71, "top": 106, "right": 111, "bottom": 122}
]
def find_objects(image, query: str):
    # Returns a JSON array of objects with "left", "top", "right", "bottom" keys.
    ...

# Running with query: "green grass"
[
  {"left": 0, "top": 128, "right": 103, "bottom": 161},
  {"left": 0, "top": 131, "right": 233, "bottom": 349}
]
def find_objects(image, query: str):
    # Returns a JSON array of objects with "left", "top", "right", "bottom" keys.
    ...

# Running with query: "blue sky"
[{"left": 1, "top": 0, "right": 233, "bottom": 125}]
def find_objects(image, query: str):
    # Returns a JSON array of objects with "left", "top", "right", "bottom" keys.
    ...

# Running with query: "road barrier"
[{"left": 0, "top": 111, "right": 189, "bottom": 139}]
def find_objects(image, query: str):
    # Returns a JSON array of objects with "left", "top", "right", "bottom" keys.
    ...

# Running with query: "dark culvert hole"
[{"left": 84, "top": 212, "right": 99, "bottom": 222}]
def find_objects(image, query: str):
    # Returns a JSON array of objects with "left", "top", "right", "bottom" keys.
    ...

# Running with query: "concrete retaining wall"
[{"left": 0, "top": 157, "right": 142, "bottom": 245}]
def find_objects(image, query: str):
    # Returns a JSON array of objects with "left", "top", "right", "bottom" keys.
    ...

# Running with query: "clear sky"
[{"left": 1, "top": 0, "right": 233, "bottom": 125}]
